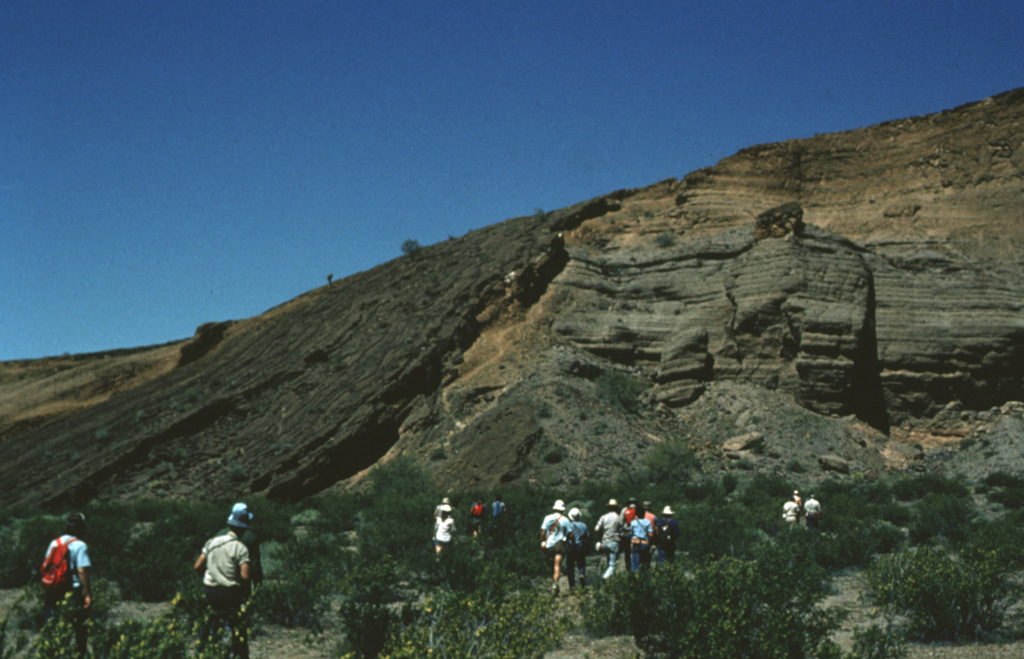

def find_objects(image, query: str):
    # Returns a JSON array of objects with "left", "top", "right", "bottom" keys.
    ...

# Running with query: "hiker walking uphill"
[
  {"left": 195, "top": 503, "right": 254, "bottom": 658},
  {"left": 41, "top": 512, "right": 92, "bottom": 657},
  {"left": 491, "top": 494, "right": 507, "bottom": 520},
  {"left": 655, "top": 506, "right": 680, "bottom": 566},
  {"left": 435, "top": 504, "right": 456, "bottom": 554},
  {"left": 804, "top": 493, "right": 822, "bottom": 529},
  {"left": 540, "top": 500, "right": 572, "bottom": 596},
  {"left": 565, "top": 507, "right": 589, "bottom": 589},
  {"left": 595, "top": 498, "right": 623, "bottom": 579},
  {"left": 469, "top": 497, "right": 486, "bottom": 537},
  {"left": 629, "top": 503, "right": 654, "bottom": 573},
  {"left": 782, "top": 492, "right": 801, "bottom": 525},
  {"left": 619, "top": 498, "right": 639, "bottom": 571},
  {"left": 792, "top": 490, "right": 804, "bottom": 525}
]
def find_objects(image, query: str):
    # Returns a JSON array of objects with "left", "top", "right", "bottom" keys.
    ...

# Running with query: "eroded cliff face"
[
  {"left": 1, "top": 89, "right": 1022, "bottom": 506},
  {"left": 547, "top": 88, "right": 1024, "bottom": 429}
]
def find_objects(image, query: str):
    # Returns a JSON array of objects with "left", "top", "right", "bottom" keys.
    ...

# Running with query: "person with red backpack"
[
  {"left": 469, "top": 497, "right": 486, "bottom": 537},
  {"left": 40, "top": 512, "right": 92, "bottom": 656}
]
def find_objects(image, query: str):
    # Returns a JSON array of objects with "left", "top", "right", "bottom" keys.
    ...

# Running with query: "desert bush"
[
  {"left": 583, "top": 547, "right": 843, "bottom": 658},
  {"left": 963, "top": 511, "right": 1024, "bottom": 568},
  {"left": 400, "top": 239, "right": 421, "bottom": 256},
  {"left": 95, "top": 616, "right": 192, "bottom": 659},
  {"left": 654, "top": 231, "right": 677, "bottom": 248},
  {"left": 336, "top": 557, "right": 406, "bottom": 658},
  {"left": 891, "top": 474, "right": 968, "bottom": 501},
  {"left": 643, "top": 439, "right": 699, "bottom": 485},
  {"left": 356, "top": 456, "right": 438, "bottom": 567},
  {"left": 847, "top": 622, "right": 907, "bottom": 659},
  {"left": 907, "top": 492, "right": 974, "bottom": 546},
  {"left": 866, "top": 546, "right": 1021, "bottom": 642},
  {"left": 257, "top": 531, "right": 349, "bottom": 630},
  {"left": 676, "top": 501, "right": 764, "bottom": 561},
  {"left": 0, "top": 514, "right": 62, "bottom": 589},
  {"left": 595, "top": 371, "right": 648, "bottom": 415},
  {"left": 382, "top": 589, "right": 568, "bottom": 659}
]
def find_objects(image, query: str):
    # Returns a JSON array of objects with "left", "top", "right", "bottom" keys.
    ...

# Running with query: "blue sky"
[{"left": 2, "top": 1, "right": 1021, "bottom": 360}]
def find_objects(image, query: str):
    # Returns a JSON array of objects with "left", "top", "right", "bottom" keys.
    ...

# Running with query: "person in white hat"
[
  {"left": 540, "top": 499, "right": 572, "bottom": 595},
  {"left": 565, "top": 507, "right": 590, "bottom": 589},
  {"left": 655, "top": 505, "right": 680, "bottom": 566},
  {"left": 594, "top": 498, "right": 623, "bottom": 579},
  {"left": 434, "top": 505, "right": 456, "bottom": 554}
]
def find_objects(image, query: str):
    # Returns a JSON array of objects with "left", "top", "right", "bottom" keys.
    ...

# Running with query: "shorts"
[{"left": 545, "top": 541, "right": 566, "bottom": 559}]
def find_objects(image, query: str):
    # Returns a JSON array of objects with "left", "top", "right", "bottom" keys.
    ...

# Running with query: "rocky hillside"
[{"left": 2, "top": 88, "right": 1023, "bottom": 507}]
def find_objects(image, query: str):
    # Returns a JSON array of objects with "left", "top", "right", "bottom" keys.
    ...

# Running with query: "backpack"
[
  {"left": 471, "top": 503, "right": 485, "bottom": 518},
  {"left": 40, "top": 536, "right": 77, "bottom": 592}
]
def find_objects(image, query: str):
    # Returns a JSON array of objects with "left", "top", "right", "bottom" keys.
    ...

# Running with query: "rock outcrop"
[{"left": 1, "top": 88, "right": 1023, "bottom": 506}]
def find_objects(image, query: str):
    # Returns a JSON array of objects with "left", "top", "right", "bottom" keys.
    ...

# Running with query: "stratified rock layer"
[{"left": 1, "top": 89, "right": 1022, "bottom": 506}]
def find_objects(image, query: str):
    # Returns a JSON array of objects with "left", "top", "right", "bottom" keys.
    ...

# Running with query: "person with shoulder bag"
[{"left": 195, "top": 503, "right": 254, "bottom": 658}]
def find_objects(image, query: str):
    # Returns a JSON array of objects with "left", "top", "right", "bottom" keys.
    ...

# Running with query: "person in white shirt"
[
  {"left": 594, "top": 499, "right": 623, "bottom": 579},
  {"left": 540, "top": 499, "right": 572, "bottom": 595},
  {"left": 804, "top": 494, "right": 822, "bottom": 529},
  {"left": 434, "top": 505, "right": 456, "bottom": 554}
]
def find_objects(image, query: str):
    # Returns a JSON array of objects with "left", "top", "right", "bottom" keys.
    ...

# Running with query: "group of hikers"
[
  {"left": 782, "top": 489, "right": 822, "bottom": 529},
  {"left": 39, "top": 503, "right": 261, "bottom": 658},
  {"left": 433, "top": 494, "right": 681, "bottom": 596},
  {"left": 434, "top": 489, "right": 822, "bottom": 596},
  {"left": 36, "top": 489, "right": 824, "bottom": 655}
]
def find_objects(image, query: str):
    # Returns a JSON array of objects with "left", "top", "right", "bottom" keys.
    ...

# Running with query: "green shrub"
[
  {"left": 335, "top": 557, "right": 408, "bottom": 658},
  {"left": 643, "top": 440, "right": 698, "bottom": 485},
  {"left": 908, "top": 493, "right": 974, "bottom": 546},
  {"left": 866, "top": 546, "right": 1021, "bottom": 642},
  {"left": 891, "top": 474, "right": 967, "bottom": 501},
  {"left": 595, "top": 371, "right": 649, "bottom": 415},
  {"left": 0, "top": 515, "right": 62, "bottom": 589},
  {"left": 383, "top": 589, "right": 568, "bottom": 659},
  {"left": 257, "top": 532, "right": 349, "bottom": 629},
  {"left": 543, "top": 446, "right": 568, "bottom": 464},
  {"left": 583, "top": 548, "right": 843, "bottom": 658},
  {"left": 848, "top": 622, "right": 907, "bottom": 659},
  {"left": 654, "top": 232, "right": 677, "bottom": 248}
]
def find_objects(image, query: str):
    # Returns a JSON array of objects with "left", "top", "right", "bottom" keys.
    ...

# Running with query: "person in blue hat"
[{"left": 194, "top": 503, "right": 258, "bottom": 658}]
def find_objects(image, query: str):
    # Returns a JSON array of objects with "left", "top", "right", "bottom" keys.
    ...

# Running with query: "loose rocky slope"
[{"left": 2, "top": 88, "right": 1023, "bottom": 507}]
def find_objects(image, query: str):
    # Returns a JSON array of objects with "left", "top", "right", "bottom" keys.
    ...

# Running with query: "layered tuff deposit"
[{"left": 2, "top": 89, "right": 1023, "bottom": 506}]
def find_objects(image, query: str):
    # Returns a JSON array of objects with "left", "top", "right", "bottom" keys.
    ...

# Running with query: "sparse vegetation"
[
  {"left": 654, "top": 231, "right": 677, "bottom": 248},
  {"left": 6, "top": 464, "right": 1024, "bottom": 656},
  {"left": 400, "top": 238, "right": 421, "bottom": 256}
]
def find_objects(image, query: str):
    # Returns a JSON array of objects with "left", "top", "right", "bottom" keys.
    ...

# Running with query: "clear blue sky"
[{"left": 2, "top": 1, "right": 1021, "bottom": 360}]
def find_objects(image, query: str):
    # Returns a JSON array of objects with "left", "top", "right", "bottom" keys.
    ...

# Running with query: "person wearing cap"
[
  {"left": 655, "top": 506, "right": 680, "bottom": 566},
  {"left": 434, "top": 505, "right": 456, "bottom": 554},
  {"left": 628, "top": 502, "right": 655, "bottom": 573},
  {"left": 42, "top": 512, "right": 92, "bottom": 656},
  {"left": 434, "top": 496, "right": 452, "bottom": 519},
  {"left": 194, "top": 504, "right": 254, "bottom": 658},
  {"left": 594, "top": 498, "right": 623, "bottom": 579},
  {"left": 565, "top": 508, "right": 589, "bottom": 589},
  {"left": 540, "top": 500, "right": 572, "bottom": 595},
  {"left": 804, "top": 494, "right": 822, "bottom": 530}
]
